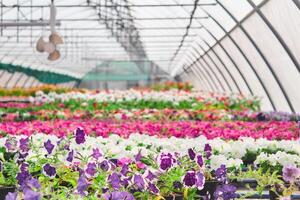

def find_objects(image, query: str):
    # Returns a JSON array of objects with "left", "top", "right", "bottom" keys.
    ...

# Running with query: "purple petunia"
[
  {"left": 204, "top": 144, "right": 212, "bottom": 159},
  {"left": 27, "top": 178, "right": 41, "bottom": 190},
  {"left": 120, "top": 164, "right": 129, "bottom": 176},
  {"left": 133, "top": 174, "right": 146, "bottom": 190},
  {"left": 145, "top": 170, "right": 157, "bottom": 181},
  {"left": 66, "top": 150, "right": 74, "bottom": 162},
  {"left": 197, "top": 155, "right": 204, "bottom": 167},
  {"left": 148, "top": 183, "right": 160, "bottom": 194},
  {"left": 188, "top": 148, "right": 196, "bottom": 160},
  {"left": 134, "top": 150, "right": 142, "bottom": 162},
  {"left": 77, "top": 174, "right": 90, "bottom": 196},
  {"left": 108, "top": 172, "right": 121, "bottom": 190},
  {"left": 43, "top": 164, "right": 56, "bottom": 178},
  {"left": 5, "top": 192, "right": 17, "bottom": 200},
  {"left": 19, "top": 138, "right": 29, "bottom": 152},
  {"left": 159, "top": 153, "right": 175, "bottom": 171},
  {"left": 92, "top": 148, "right": 102, "bottom": 160},
  {"left": 75, "top": 128, "right": 86, "bottom": 144},
  {"left": 195, "top": 172, "right": 205, "bottom": 190},
  {"left": 23, "top": 189, "right": 41, "bottom": 200},
  {"left": 214, "top": 184, "right": 237, "bottom": 200},
  {"left": 85, "top": 162, "right": 97, "bottom": 177},
  {"left": 282, "top": 165, "right": 300, "bottom": 183},
  {"left": 99, "top": 160, "right": 110, "bottom": 171},
  {"left": 215, "top": 164, "right": 227, "bottom": 182},
  {"left": 103, "top": 191, "right": 134, "bottom": 200},
  {"left": 183, "top": 171, "right": 197, "bottom": 187},
  {"left": 5, "top": 138, "right": 17, "bottom": 152},
  {"left": 182, "top": 171, "right": 205, "bottom": 190},
  {"left": 16, "top": 170, "right": 31, "bottom": 186},
  {"left": 44, "top": 140, "right": 54, "bottom": 154}
]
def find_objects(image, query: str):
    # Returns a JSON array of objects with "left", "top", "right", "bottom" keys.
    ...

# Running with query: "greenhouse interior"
[{"left": 0, "top": 0, "right": 299, "bottom": 199}]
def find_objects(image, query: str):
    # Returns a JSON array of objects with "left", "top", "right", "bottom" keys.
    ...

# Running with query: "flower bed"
[
  {"left": 0, "top": 120, "right": 299, "bottom": 140},
  {"left": 1, "top": 130, "right": 300, "bottom": 199}
]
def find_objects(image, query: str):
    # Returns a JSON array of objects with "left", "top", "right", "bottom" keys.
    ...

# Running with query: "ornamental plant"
[{"left": 0, "top": 128, "right": 243, "bottom": 200}]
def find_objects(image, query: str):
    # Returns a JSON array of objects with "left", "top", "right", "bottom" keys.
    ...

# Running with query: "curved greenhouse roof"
[{"left": 0, "top": 0, "right": 299, "bottom": 112}]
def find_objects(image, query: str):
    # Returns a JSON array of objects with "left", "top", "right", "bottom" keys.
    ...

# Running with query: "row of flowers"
[
  {"left": 1, "top": 129, "right": 300, "bottom": 199},
  {"left": 1, "top": 106, "right": 299, "bottom": 122},
  {"left": 29, "top": 90, "right": 260, "bottom": 111},
  {"left": 0, "top": 120, "right": 299, "bottom": 140}
]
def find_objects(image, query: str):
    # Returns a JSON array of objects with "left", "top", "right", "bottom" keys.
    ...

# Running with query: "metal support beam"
[
  {"left": 217, "top": 0, "right": 276, "bottom": 110},
  {"left": 195, "top": 42, "right": 233, "bottom": 92},
  {"left": 247, "top": 0, "right": 300, "bottom": 72},
  {"left": 191, "top": 46, "right": 226, "bottom": 92}
]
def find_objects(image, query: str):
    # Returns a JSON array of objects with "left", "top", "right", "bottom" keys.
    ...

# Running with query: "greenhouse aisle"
[{"left": 0, "top": 0, "right": 300, "bottom": 200}]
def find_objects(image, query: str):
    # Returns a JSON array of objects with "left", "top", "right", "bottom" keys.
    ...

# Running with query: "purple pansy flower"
[
  {"left": 214, "top": 184, "right": 237, "bottom": 200},
  {"left": 108, "top": 172, "right": 121, "bottom": 190},
  {"left": 159, "top": 153, "right": 175, "bottom": 171},
  {"left": 66, "top": 150, "right": 74, "bottom": 162},
  {"left": 85, "top": 162, "right": 97, "bottom": 177},
  {"left": 43, "top": 164, "right": 56, "bottom": 178},
  {"left": 188, "top": 148, "right": 196, "bottom": 160},
  {"left": 44, "top": 140, "right": 54, "bottom": 154},
  {"left": 282, "top": 165, "right": 300, "bottom": 182},
  {"left": 103, "top": 191, "right": 134, "bottom": 200},
  {"left": 77, "top": 174, "right": 90, "bottom": 196},
  {"left": 197, "top": 155, "right": 204, "bottom": 167},
  {"left": 92, "top": 148, "right": 102, "bottom": 160},
  {"left": 75, "top": 128, "right": 86, "bottom": 144},
  {"left": 5, "top": 192, "right": 17, "bottom": 200}
]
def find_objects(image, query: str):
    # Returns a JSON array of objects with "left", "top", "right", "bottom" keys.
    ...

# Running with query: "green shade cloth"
[{"left": 0, "top": 63, "right": 80, "bottom": 84}]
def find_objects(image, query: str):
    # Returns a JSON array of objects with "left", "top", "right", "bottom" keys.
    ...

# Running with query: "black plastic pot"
[
  {"left": 269, "top": 190, "right": 281, "bottom": 200},
  {"left": 197, "top": 180, "right": 221, "bottom": 199},
  {"left": 0, "top": 186, "right": 16, "bottom": 200}
]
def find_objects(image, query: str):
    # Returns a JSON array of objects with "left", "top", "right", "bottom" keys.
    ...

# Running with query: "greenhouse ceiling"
[{"left": 0, "top": 0, "right": 299, "bottom": 112}]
